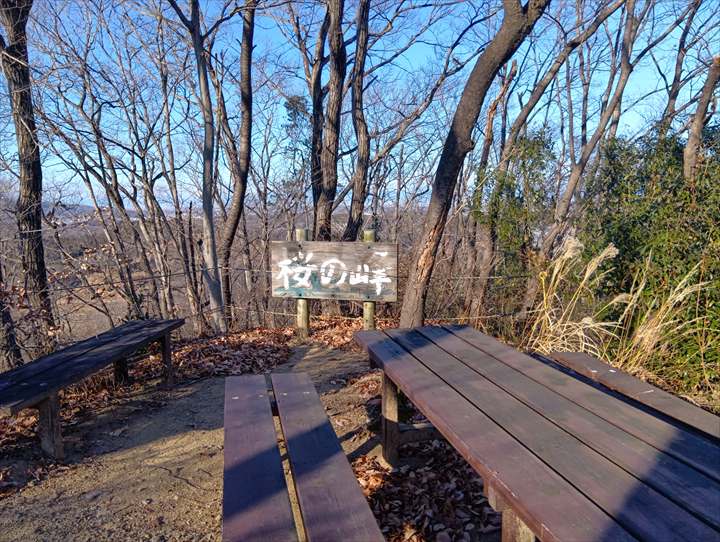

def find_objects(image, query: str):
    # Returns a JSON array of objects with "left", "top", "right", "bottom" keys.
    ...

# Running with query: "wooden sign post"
[
  {"left": 295, "top": 228, "right": 310, "bottom": 338},
  {"left": 271, "top": 232, "right": 398, "bottom": 336},
  {"left": 362, "top": 229, "right": 376, "bottom": 330}
]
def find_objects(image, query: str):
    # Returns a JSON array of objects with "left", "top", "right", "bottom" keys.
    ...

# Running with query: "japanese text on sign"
[{"left": 271, "top": 241, "right": 398, "bottom": 302}]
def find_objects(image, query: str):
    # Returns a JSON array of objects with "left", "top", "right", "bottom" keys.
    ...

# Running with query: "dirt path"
[
  {"left": 1, "top": 342, "right": 498, "bottom": 541},
  {"left": 0, "top": 345, "right": 380, "bottom": 542},
  {"left": 1, "top": 377, "right": 226, "bottom": 542}
]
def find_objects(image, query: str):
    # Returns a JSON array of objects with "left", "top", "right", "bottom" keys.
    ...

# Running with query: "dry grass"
[
  {"left": 520, "top": 237, "right": 618, "bottom": 358},
  {"left": 520, "top": 238, "right": 718, "bottom": 409}
]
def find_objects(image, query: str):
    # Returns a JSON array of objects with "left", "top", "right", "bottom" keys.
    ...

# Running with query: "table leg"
[
  {"left": 488, "top": 484, "right": 536, "bottom": 542},
  {"left": 381, "top": 372, "right": 400, "bottom": 466},
  {"left": 161, "top": 332, "right": 175, "bottom": 387},
  {"left": 36, "top": 393, "right": 64, "bottom": 460}
]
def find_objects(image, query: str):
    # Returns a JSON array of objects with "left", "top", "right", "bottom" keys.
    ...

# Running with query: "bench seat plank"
[
  {"left": 0, "top": 320, "right": 148, "bottom": 394},
  {"left": 547, "top": 351, "right": 720, "bottom": 439},
  {"left": 0, "top": 319, "right": 183, "bottom": 415},
  {"left": 407, "top": 327, "right": 720, "bottom": 535},
  {"left": 271, "top": 373, "right": 384, "bottom": 542},
  {"left": 355, "top": 330, "right": 636, "bottom": 542},
  {"left": 223, "top": 376, "right": 297, "bottom": 542},
  {"left": 445, "top": 325, "right": 720, "bottom": 483}
]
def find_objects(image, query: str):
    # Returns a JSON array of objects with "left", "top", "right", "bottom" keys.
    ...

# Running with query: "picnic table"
[
  {"left": 356, "top": 325, "right": 720, "bottom": 542},
  {"left": 0, "top": 318, "right": 184, "bottom": 458}
]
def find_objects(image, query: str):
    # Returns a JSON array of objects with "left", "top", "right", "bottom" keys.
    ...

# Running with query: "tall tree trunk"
[
  {"left": 0, "top": 0, "right": 56, "bottom": 355},
  {"left": 0, "top": 258, "right": 22, "bottom": 371},
  {"left": 399, "top": 0, "right": 550, "bottom": 328},
  {"left": 683, "top": 56, "right": 720, "bottom": 182},
  {"left": 217, "top": 0, "right": 255, "bottom": 328},
  {"left": 289, "top": 6, "right": 329, "bottom": 238},
  {"left": 309, "top": 17, "right": 329, "bottom": 233},
  {"left": 315, "top": 0, "right": 347, "bottom": 241},
  {"left": 341, "top": 0, "right": 371, "bottom": 242},
  {"left": 659, "top": 0, "right": 701, "bottom": 137},
  {"left": 169, "top": 0, "right": 226, "bottom": 332}
]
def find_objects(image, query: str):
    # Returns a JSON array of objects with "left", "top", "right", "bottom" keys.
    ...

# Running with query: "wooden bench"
[
  {"left": 544, "top": 350, "right": 720, "bottom": 439},
  {"left": 0, "top": 318, "right": 184, "bottom": 459},
  {"left": 356, "top": 325, "right": 720, "bottom": 542},
  {"left": 223, "top": 373, "right": 384, "bottom": 542}
]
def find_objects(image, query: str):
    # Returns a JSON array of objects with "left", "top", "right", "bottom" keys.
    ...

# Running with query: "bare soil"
[{"left": 1, "top": 341, "right": 498, "bottom": 542}]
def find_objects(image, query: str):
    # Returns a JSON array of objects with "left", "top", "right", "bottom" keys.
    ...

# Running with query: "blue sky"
[{"left": 1, "top": 0, "right": 716, "bottom": 210}]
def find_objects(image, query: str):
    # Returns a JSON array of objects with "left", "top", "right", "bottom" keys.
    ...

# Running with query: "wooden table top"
[{"left": 355, "top": 325, "right": 720, "bottom": 542}]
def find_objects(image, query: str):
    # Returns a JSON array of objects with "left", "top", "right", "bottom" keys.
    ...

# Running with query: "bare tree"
[
  {"left": 168, "top": 0, "right": 236, "bottom": 332},
  {"left": 684, "top": 56, "right": 720, "bottom": 181},
  {"left": 0, "top": 257, "right": 21, "bottom": 370},
  {"left": 315, "top": 0, "right": 347, "bottom": 241},
  {"left": 0, "top": 0, "right": 56, "bottom": 355},
  {"left": 400, "top": 0, "right": 550, "bottom": 328},
  {"left": 341, "top": 0, "right": 370, "bottom": 242},
  {"left": 215, "top": 0, "right": 255, "bottom": 326}
]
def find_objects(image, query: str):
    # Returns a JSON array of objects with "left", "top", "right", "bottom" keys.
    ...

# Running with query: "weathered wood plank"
[
  {"left": 35, "top": 393, "right": 63, "bottom": 459},
  {"left": 487, "top": 486, "right": 536, "bottom": 542},
  {"left": 355, "top": 330, "right": 635, "bottom": 542},
  {"left": 0, "top": 320, "right": 148, "bottom": 393},
  {"left": 381, "top": 372, "right": 400, "bottom": 466},
  {"left": 418, "top": 326, "right": 720, "bottom": 530},
  {"left": 271, "top": 372, "right": 384, "bottom": 542},
  {"left": 160, "top": 333, "right": 174, "bottom": 387},
  {"left": 548, "top": 350, "right": 720, "bottom": 439},
  {"left": 446, "top": 325, "right": 720, "bottom": 483},
  {"left": 223, "top": 376, "right": 297, "bottom": 542},
  {"left": 0, "top": 319, "right": 184, "bottom": 415},
  {"left": 271, "top": 240, "right": 398, "bottom": 302},
  {"left": 393, "top": 328, "right": 719, "bottom": 539}
]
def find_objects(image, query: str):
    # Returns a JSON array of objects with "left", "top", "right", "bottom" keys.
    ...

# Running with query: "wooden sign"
[{"left": 271, "top": 241, "right": 398, "bottom": 302}]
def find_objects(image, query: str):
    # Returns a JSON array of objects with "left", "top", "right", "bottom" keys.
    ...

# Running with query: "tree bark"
[
  {"left": 683, "top": 56, "right": 720, "bottom": 182},
  {"left": 0, "top": 258, "right": 22, "bottom": 371},
  {"left": 659, "top": 0, "right": 701, "bottom": 136},
  {"left": 169, "top": 0, "right": 226, "bottom": 332},
  {"left": 217, "top": 0, "right": 255, "bottom": 327},
  {"left": 315, "top": 0, "right": 347, "bottom": 241},
  {"left": 0, "top": 0, "right": 57, "bottom": 355},
  {"left": 399, "top": 0, "right": 550, "bottom": 328},
  {"left": 341, "top": 0, "right": 371, "bottom": 242},
  {"left": 309, "top": 14, "right": 330, "bottom": 234}
]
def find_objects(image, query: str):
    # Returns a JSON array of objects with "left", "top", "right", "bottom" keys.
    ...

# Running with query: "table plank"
[
  {"left": 0, "top": 319, "right": 184, "bottom": 415},
  {"left": 547, "top": 351, "right": 720, "bottom": 439},
  {"left": 388, "top": 329, "right": 719, "bottom": 541},
  {"left": 446, "top": 325, "right": 720, "bottom": 482},
  {"left": 356, "top": 330, "right": 636, "bottom": 542},
  {"left": 271, "top": 373, "right": 383, "bottom": 542},
  {"left": 415, "top": 326, "right": 720, "bottom": 531},
  {"left": 223, "top": 376, "right": 297, "bottom": 542}
]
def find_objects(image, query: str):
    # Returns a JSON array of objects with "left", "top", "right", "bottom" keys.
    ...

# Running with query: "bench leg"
[
  {"left": 114, "top": 359, "right": 130, "bottom": 385},
  {"left": 161, "top": 332, "right": 175, "bottom": 387},
  {"left": 488, "top": 484, "right": 536, "bottom": 542},
  {"left": 36, "top": 393, "right": 64, "bottom": 460},
  {"left": 381, "top": 372, "right": 400, "bottom": 467}
]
